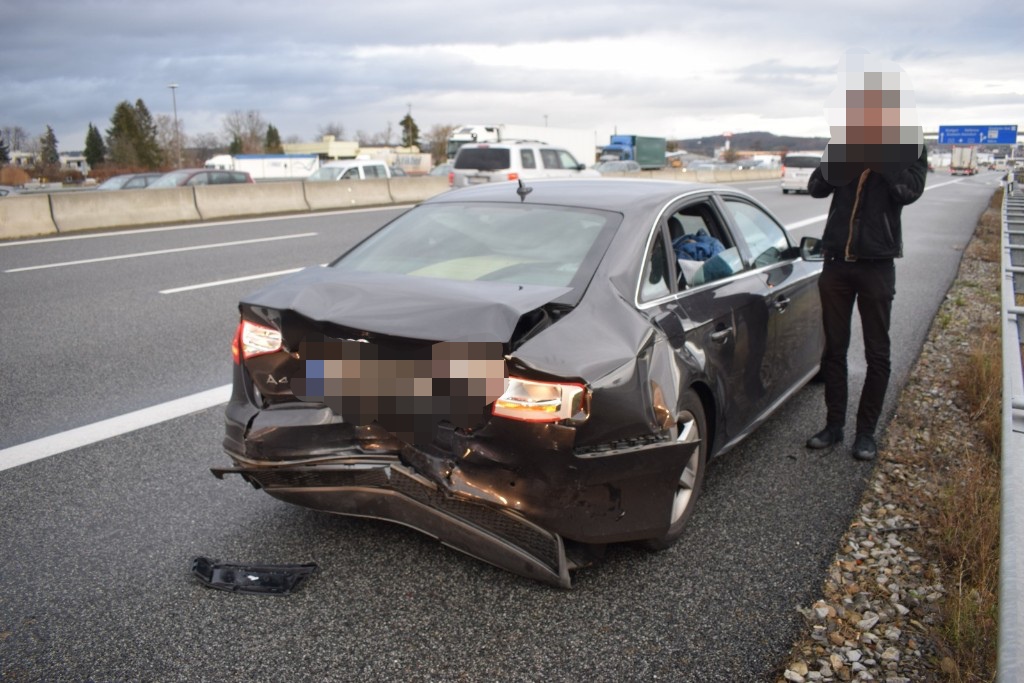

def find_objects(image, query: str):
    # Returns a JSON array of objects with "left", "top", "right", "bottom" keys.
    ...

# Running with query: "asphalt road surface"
[{"left": 0, "top": 173, "right": 1001, "bottom": 681}]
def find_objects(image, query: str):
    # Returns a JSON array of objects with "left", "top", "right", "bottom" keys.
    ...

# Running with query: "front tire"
[{"left": 642, "top": 392, "right": 708, "bottom": 550}]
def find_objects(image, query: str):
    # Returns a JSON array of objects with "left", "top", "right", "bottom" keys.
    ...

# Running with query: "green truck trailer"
[{"left": 600, "top": 135, "right": 667, "bottom": 169}]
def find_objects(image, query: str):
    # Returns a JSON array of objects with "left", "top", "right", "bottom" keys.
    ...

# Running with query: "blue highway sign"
[{"left": 939, "top": 125, "right": 1018, "bottom": 145}]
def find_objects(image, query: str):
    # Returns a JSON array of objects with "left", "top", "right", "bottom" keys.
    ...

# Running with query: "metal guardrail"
[{"left": 999, "top": 178, "right": 1024, "bottom": 681}]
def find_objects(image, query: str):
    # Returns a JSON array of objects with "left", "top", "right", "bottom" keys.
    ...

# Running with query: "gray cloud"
[{"left": 2, "top": 1, "right": 1023, "bottom": 150}]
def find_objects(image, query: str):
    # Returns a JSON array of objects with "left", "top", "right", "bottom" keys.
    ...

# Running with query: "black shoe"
[
  {"left": 806, "top": 426, "right": 843, "bottom": 449},
  {"left": 852, "top": 433, "right": 877, "bottom": 461}
]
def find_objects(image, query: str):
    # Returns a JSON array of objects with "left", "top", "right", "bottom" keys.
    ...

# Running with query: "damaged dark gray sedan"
[{"left": 214, "top": 179, "right": 824, "bottom": 587}]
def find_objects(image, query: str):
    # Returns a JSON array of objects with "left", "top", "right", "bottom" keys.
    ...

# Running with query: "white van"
[
  {"left": 780, "top": 151, "right": 823, "bottom": 194},
  {"left": 307, "top": 159, "right": 391, "bottom": 181},
  {"left": 450, "top": 141, "right": 599, "bottom": 188}
]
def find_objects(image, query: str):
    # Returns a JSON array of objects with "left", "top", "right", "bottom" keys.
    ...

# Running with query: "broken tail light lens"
[
  {"left": 233, "top": 320, "right": 283, "bottom": 363},
  {"left": 492, "top": 377, "right": 589, "bottom": 423}
]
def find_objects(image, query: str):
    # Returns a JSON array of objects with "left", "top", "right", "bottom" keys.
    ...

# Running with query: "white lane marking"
[
  {"left": 4, "top": 233, "right": 317, "bottom": 273},
  {"left": 0, "top": 385, "right": 232, "bottom": 472},
  {"left": 783, "top": 177, "right": 963, "bottom": 231},
  {"left": 0, "top": 205, "right": 411, "bottom": 248},
  {"left": 160, "top": 267, "right": 306, "bottom": 294}
]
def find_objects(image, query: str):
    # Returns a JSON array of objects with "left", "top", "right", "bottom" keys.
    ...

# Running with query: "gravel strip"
[{"left": 777, "top": 233, "right": 1000, "bottom": 682}]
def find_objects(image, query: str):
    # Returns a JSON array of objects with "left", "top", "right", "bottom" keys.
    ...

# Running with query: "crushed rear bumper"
[{"left": 212, "top": 461, "right": 572, "bottom": 588}]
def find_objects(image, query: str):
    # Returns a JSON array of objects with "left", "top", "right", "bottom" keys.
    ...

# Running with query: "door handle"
[
  {"left": 773, "top": 296, "right": 791, "bottom": 313},
  {"left": 710, "top": 326, "right": 733, "bottom": 343}
]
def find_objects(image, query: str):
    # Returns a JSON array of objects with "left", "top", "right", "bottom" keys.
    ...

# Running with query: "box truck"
[
  {"left": 950, "top": 146, "right": 978, "bottom": 176},
  {"left": 205, "top": 154, "right": 321, "bottom": 180},
  {"left": 600, "top": 135, "right": 667, "bottom": 169}
]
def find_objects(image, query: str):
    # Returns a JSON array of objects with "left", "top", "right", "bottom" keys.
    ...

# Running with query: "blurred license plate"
[{"left": 467, "top": 176, "right": 488, "bottom": 184}]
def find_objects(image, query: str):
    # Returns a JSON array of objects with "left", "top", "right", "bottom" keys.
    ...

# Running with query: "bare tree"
[
  {"left": 424, "top": 124, "right": 456, "bottom": 163},
  {"left": 222, "top": 110, "right": 267, "bottom": 154},
  {"left": 155, "top": 113, "right": 184, "bottom": 166},
  {"left": 190, "top": 132, "right": 225, "bottom": 166},
  {"left": 317, "top": 122, "right": 346, "bottom": 140},
  {"left": 1, "top": 126, "right": 30, "bottom": 151},
  {"left": 360, "top": 122, "right": 394, "bottom": 147}
]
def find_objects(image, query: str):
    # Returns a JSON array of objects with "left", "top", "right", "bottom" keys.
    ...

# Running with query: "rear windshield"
[
  {"left": 454, "top": 148, "right": 511, "bottom": 171},
  {"left": 333, "top": 202, "right": 620, "bottom": 290},
  {"left": 783, "top": 155, "right": 821, "bottom": 169}
]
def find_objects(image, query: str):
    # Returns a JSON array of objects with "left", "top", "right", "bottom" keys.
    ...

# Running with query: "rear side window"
[
  {"left": 540, "top": 149, "right": 562, "bottom": 169},
  {"left": 782, "top": 155, "right": 821, "bottom": 169},
  {"left": 520, "top": 149, "right": 537, "bottom": 169},
  {"left": 364, "top": 165, "right": 385, "bottom": 178},
  {"left": 455, "top": 148, "right": 511, "bottom": 171}
]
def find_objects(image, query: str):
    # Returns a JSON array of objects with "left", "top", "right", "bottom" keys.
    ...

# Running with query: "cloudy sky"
[{"left": 3, "top": 0, "right": 1023, "bottom": 152}]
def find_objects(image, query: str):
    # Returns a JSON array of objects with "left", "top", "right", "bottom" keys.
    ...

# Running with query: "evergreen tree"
[
  {"left": 264, "top": 124, "right": 283, "bottom": 153},
  {"left": 132, "top": 99, "right": 162, "bottom": 167},
  {"left": 83, "top": 123, "right": 106, "bottom": 167},
  {"left": 40, "top": 125, "right": 59, "bottom": 166},
  {"left": 105, "top": 99, "right": 163, "bottom": 168},
  {"left": 0, "top": 133, "right": 10, "bottom": 164},
  {"left": 229, "top": 135, "right": 243, "bottom": 155},
  {"left": 107, "top": 100, "right": 142, "bottom": 166},
  {"left": 399, "top": 113, "right": 420, "bottom": 149}
]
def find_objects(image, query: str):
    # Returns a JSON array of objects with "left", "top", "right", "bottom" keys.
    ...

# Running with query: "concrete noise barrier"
[
  {"left": 50, "top": 188, "right": 201, "bottom": 233},
  {"left": 303, "top": 179, "right": 394, "bottom": 211},
  {"left": 0, "top": 194, "right": 58, "bottom": 239},
  {"left": 195, "top": 182, "right": 309, "bottom": 221},
  {"left": 388, "top": 176, "right": 450, "bottom": 204}
]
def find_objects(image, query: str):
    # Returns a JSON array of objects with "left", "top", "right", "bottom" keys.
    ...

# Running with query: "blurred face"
[
  {"left": 845, "top": 88, "right": 902, "bottom": 145},
  {"left": 820, "top": 54, "right": 924, "bottom": 184}
]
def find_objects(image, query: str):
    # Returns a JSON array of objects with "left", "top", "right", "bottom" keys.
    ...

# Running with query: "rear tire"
[{"left": 642, "top": 392, "right": 708, "bottom": 550}]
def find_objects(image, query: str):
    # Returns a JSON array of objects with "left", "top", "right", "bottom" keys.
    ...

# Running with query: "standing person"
[{"left": 805, "top": 50, "right": 928, "bottom": 461}]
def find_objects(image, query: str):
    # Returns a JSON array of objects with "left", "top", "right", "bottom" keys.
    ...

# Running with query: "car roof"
[
  {"left": 425, "top": 178, "right": 732, "bottom": 215},
  {"left": 321, "top": 159, "right": 387, "bottom": 167}
]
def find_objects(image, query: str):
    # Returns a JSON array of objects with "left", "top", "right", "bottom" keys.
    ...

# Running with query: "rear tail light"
[
  {"left": 233, "top": 320, "right": 282, "bottom": 363},
  {"left": 506, "top": 173, "right": 519, "bottom": 181},
  {"left": 448, "top": 172, "right": 453, "bottom": 187},
  {"left": 492, "top": 377, "right": 589, "bottom": 423}
]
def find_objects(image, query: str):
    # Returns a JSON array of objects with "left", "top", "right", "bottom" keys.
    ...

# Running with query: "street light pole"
[{"left": 167, "top": 83, "right": 181, "bottom": 168}]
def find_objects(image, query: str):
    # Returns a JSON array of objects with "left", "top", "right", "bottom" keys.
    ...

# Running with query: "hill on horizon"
[{"left": 674, "top": 131, "right": 829, "bottom": 154}]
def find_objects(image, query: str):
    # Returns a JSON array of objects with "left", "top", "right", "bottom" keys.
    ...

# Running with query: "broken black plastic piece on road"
[{"left": 191, "top": 556, "right": 317, "bottom": 595}]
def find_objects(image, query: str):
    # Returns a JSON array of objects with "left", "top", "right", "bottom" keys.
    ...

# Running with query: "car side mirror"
[{"left": 800, "top": 236, "right": 824, "bottom": 261}]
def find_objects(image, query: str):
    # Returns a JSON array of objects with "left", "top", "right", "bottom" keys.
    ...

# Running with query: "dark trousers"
[{"left": 818, "top": 259, "right": 896, "bottom": 436}]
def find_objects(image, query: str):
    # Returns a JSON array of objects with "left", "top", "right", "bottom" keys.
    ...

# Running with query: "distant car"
[
  {"left": 213, "top": 178, "right": 825, "bottom": 587},
  {"left": 148, "top": 169, "right": 254, "bottom": 188},
  {"left": 594, "top": 160, "right": 642, "bottom": 174},
  {"left": 450, "top": 141, "right": 599, "bottom": 188},
  {"left": 0, "top": 185, "right": 21, "bottom": 197},
  {"left": 686, "top": 161, "right": 738, "bottom": 171},
  {"left": 95, "top": 173, "right": 163, "bottom": 190},
  {"left": 307, "top": 159, "right": 392, "bottom": 181},
  {"left": 780, "top": 152, "right": 823, "bottom": 194},
  {"left": 429, "top": 163, "right": 454, "bottom": 177},
  {"left": 389, "top": 166, "right": 408, "bottom": 177}
]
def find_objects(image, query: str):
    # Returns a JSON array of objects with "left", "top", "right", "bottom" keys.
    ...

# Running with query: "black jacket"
[{"left": 807, "top": 146, "right": 928, "bottom": 260}]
